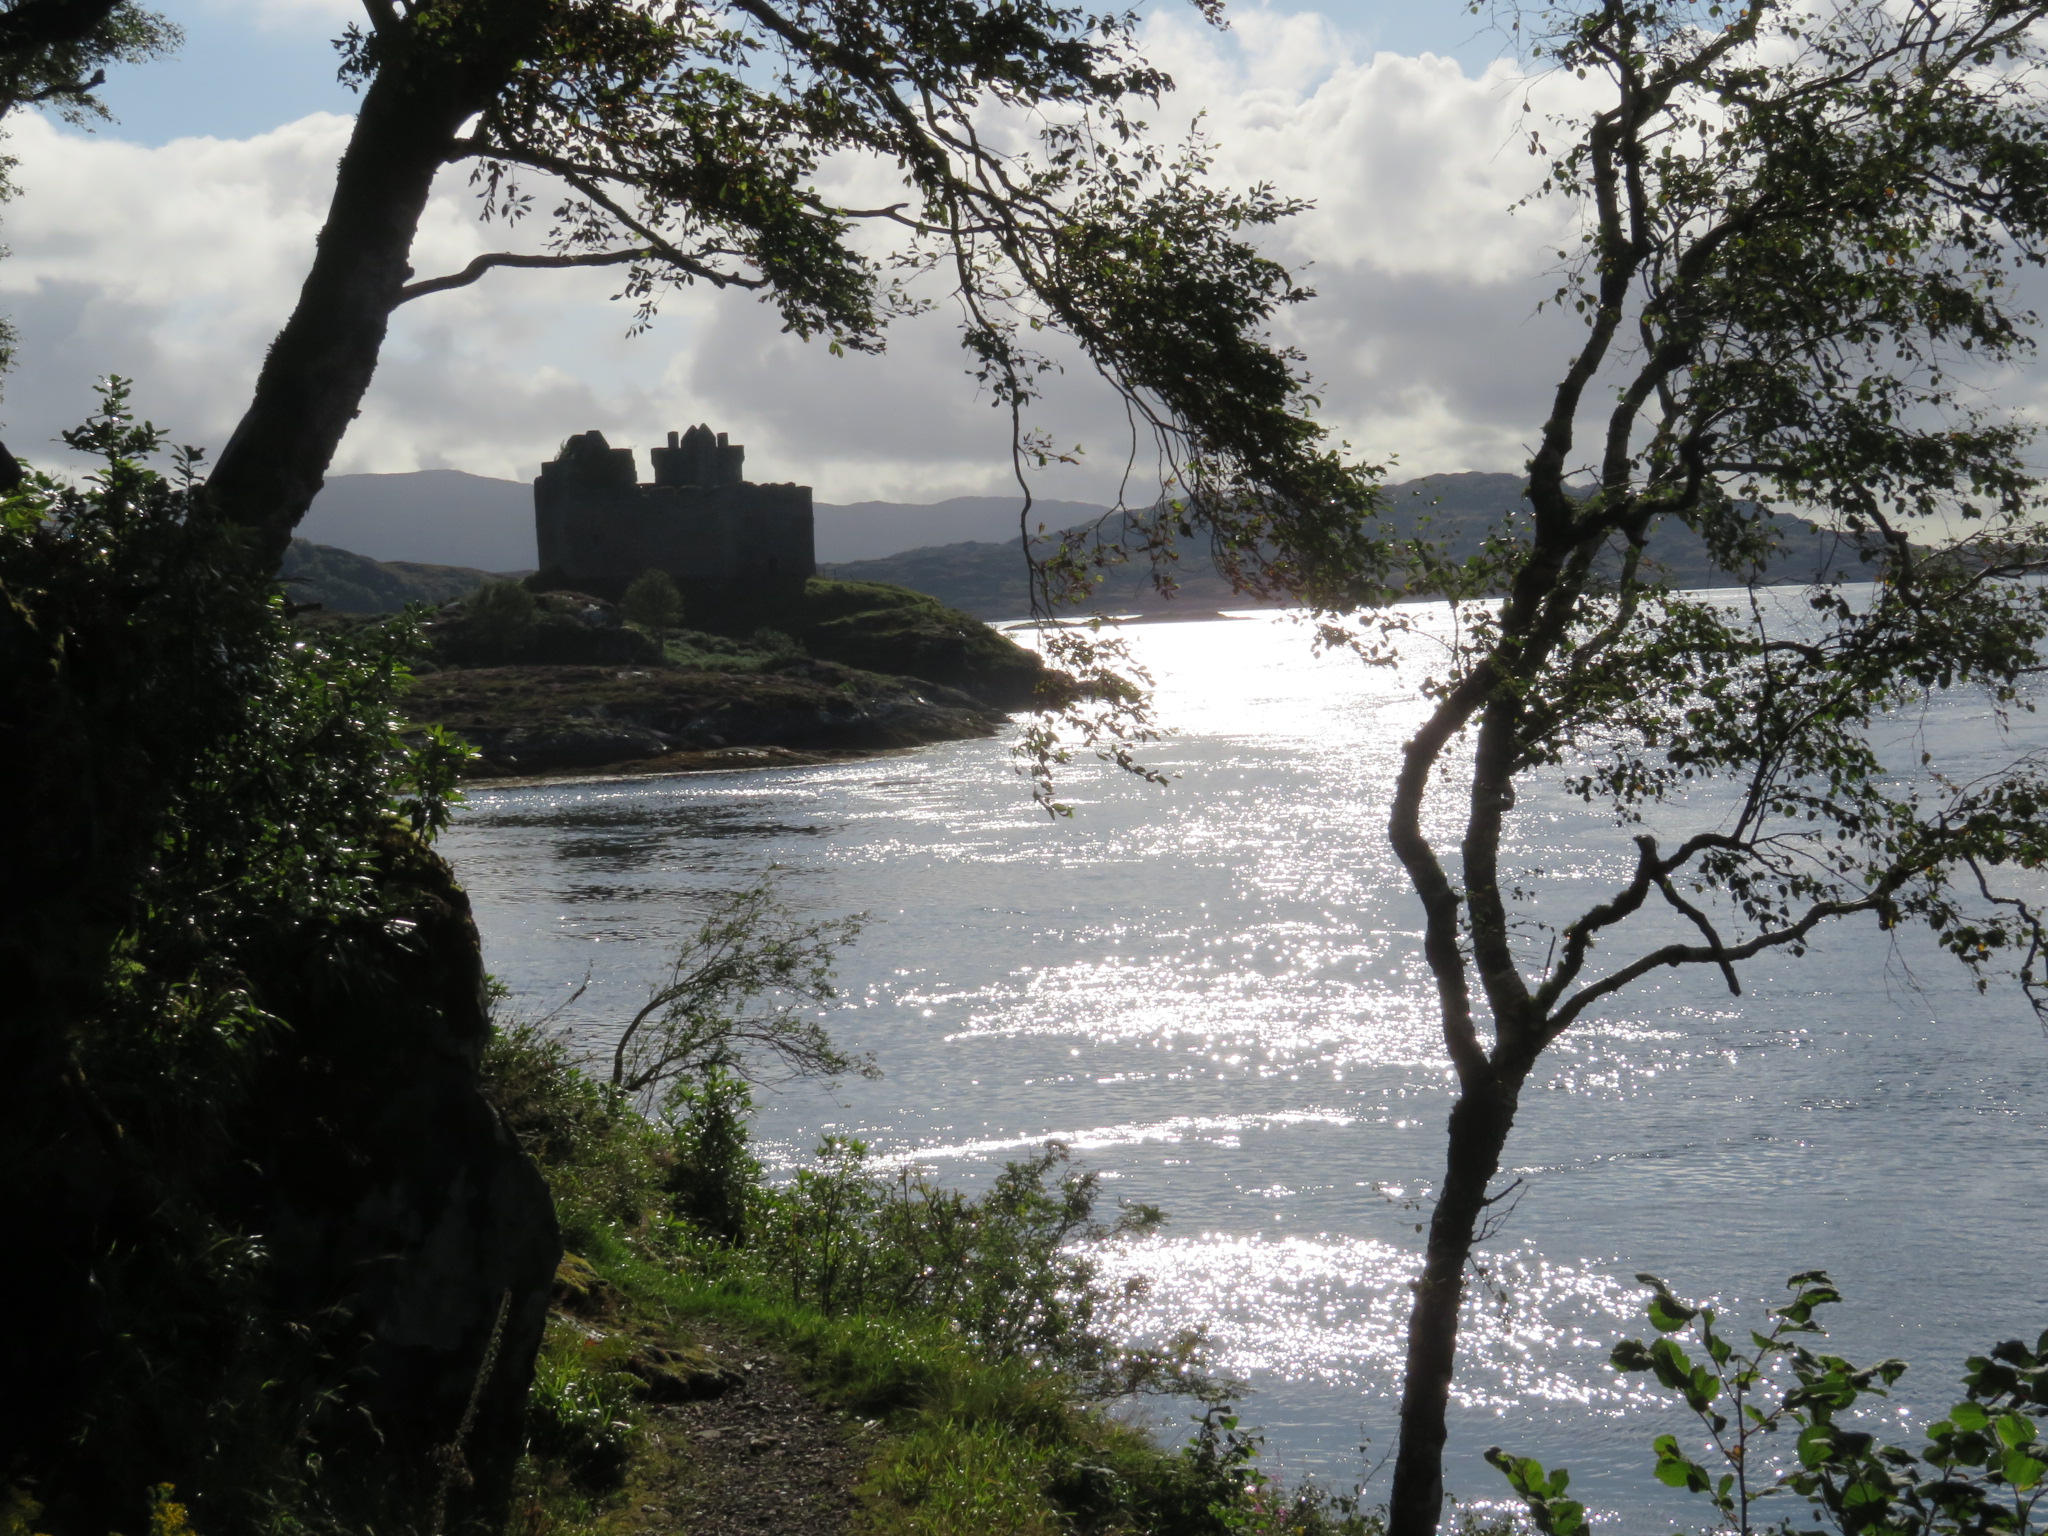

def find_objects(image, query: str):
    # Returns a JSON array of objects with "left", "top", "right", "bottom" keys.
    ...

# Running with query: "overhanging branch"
[{"left": 396, "top": 247, "right": 658, "bottom": 304}]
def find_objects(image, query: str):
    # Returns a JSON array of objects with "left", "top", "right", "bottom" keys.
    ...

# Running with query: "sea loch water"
[{"left": 443, "top": 608, "right": 2048, "bottom": 1525}]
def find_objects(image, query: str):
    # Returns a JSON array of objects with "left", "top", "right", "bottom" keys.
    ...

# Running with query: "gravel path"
[{"left": 626, "top": 1320, "right": 868, "bottom": 1536}]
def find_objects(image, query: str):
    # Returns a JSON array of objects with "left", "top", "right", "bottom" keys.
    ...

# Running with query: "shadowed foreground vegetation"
[{"left": 479, "top": 1014, "right": 1413, "bottom": 1536}]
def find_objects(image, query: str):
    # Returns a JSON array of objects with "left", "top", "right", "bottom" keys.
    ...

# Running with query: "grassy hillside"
[{"left": 280, "top": 538, "right": 504, "bottom": 613}]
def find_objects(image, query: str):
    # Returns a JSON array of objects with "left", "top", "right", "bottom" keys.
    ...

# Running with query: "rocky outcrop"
[
  {"left": 406, "top": 660, "right": 1007, "bottom": 777},
  {"left": 429, "top": 589, "right": 667, "bottom": 668},
  {"left": 226, "top": 828, "right": 559, "bottom": 1534},
  {"left": 680, "top": 577, "right": 1057, "bottom": 710}
]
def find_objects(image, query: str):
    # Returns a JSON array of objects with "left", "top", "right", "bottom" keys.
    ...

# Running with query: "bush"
[
  {"left": 607, "top": 877, "right": 868, "bottom": 1101},
  {"left": 661, "top": 1067, "right": 760, "bottom": 1245},
  {"left": 750, "top": 1136, "right": 1207, "bottom": 1399},
  {"left": 468, "top": 577, "right": 538, "bottom": 648},
  {"left": 524, "top": 1332, "right": 640, "bottom": 1493},
  {"left": 620, "top": 568, "right": 683, "bottom": 637},
  {"left": 483, "top": 1019, "right": 666, "bottom": 1252},
  {"left": 431, "top": 588, "right": 664, "bottom": 668},
  {"left": 1492, "top": 1273, "right": 2048, "bottom": 1536},
  {"left": 0, "top": 382, "right": 476, "bottom": 1535}
]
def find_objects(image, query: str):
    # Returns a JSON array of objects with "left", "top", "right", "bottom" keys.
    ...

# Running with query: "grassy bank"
[{"left": 481, "top": 1020, "right": 1412, "bottom": 1536}]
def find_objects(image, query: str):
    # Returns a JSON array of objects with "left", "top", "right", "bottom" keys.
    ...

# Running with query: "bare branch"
[{"left": 396, "top": 247, "right": 658, "bottom": 304}]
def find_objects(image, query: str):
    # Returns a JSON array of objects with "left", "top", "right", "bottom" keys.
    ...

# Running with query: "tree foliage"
[
  {"left": 0, "top": 383, "right": 485, "bottom": 1534},
  {"left": 1328, "top": 4, "right": 2048, "bottom": 1531},
  {"left": 205, "top": 0, "right": 1376, "bottom": 588},
  {"left": 620, "top": 566, "right": 683, "bottom": 638},
  {"left": 1495, "top": 1274, "right": 2048, "bottom": 1536},
  {"left": 609, "top": 876, "right": 869, "bottom": 1099},
  {"left": 0, "top": 0, "right": 175, "bottom": 121}
]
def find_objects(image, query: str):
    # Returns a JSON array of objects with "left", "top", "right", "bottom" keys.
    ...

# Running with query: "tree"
[
  {"left": 620, "top": 566, "right": 683, "bottom": 642},
  {"left": 1331, "top": 4, "right": 2048, "bottom": 1532},
  {"left": 609, "top": 876, "right": 869, "bottom": 1100},
  {"left": 0, "top": 0, "right": 174, "bottom": 121},
  {"left": 0, "top": 387, "right": 541, "bottom": 1536},
  {"left": 200, "top": 0, "right": 1376, "bottom": 587}
]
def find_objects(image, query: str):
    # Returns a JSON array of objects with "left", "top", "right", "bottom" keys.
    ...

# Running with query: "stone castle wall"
[{"left": 533, "top": 425, "right": 814, "bottom": 590}]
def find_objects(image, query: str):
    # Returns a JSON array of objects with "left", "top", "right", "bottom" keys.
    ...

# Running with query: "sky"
[{"left": 6, "top": 0, "right": 2030, "bottom": 505}]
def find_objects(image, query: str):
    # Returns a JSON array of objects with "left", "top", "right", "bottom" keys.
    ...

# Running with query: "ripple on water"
[
  {"left": 442, "top": 609, "right": 2048, "bottom": 1526},
  {"left": 1097, "top": 1234, "right": 1653, "bottom": 1414}
]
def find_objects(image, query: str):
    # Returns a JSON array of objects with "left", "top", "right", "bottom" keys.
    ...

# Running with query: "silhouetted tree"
[{"left": 0, "top": 0, "right": 173, "bottom": 120}]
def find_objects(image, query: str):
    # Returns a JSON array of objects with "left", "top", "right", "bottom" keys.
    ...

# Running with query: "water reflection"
[{"left": 440, "top": 609, "right": 2048, "bottom": 1524}]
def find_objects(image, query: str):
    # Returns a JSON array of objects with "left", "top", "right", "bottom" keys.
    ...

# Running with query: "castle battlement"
[{"left": 534, "top": 426, "right": 814, "bottom": 594}]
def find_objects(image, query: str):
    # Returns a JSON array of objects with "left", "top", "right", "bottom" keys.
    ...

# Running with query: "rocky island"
[{"left": 295, "top": 426, "right": 1059, "bottom": 779}]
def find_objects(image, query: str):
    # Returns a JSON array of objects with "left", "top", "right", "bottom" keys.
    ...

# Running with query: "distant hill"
[
  {"left": 301, "top": 468, "right": 1112, "bottom": 570},
  {"left": 301, "top": 470, "right": 536, "bottom": 571},
  {"left": 811, "top": 496, "right": 1111, "bottom": 562},
  {"left": 279, "top": 539, "right": 505, "bottom": 614},
  {"left": 823, "top": 473, "right": 1874, "bottom": 620},
  {"left": 298, "top": 467, "right": 1872, "bottom": 619}
]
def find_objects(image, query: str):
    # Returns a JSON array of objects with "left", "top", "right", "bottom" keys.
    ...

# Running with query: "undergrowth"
[{"left": 480, "top": 1016, "right": 1444, "bottom": 1536}]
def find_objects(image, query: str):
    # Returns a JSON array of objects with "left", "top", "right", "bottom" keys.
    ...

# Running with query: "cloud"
[
  {"left": 1, "top": 111, "right": 348, "bottom": 461},
  {"left": 5, "top": 14, "right": 2039, "bottom": 508}
]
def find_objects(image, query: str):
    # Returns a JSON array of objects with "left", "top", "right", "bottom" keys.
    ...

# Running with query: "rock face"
[
  {"left": 227, "top": 829, "right": 560, "bottom": 1534},
  {"left": 0, "top": 828, "right": 559, "bottom": 1536},
  {"left": 407, "top": 661, "right": 1007, "bottom": 776}
]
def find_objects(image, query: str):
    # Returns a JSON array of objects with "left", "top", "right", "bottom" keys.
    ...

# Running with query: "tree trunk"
[
  {"left": 205, "top": 6, "right": 543, "bottom": 569},
  {"left": 1386, "top": 1066, "right": 1525, "bottom": 1536}
]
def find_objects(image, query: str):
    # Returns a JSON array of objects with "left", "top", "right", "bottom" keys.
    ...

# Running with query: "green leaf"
[
  {"left": 1654, "top": 1459, "right": 1694, "bottom": 1490},
  {"left": 1997, "top": 1412, "right": 2036, "bottom": 1450},
  {"left": 1612, "top": 1339, "right": 1657, "bottom": 1373},
  {"left": 1650, "top": 1337, "right": 1695, "bottom": 1392},
  {"left": 1652, "top": 1435, "right": 1712, "bottom": 1494},
  {"left": 2004, "top": 1450, "right": 2048, "bottom": 1491},
  {"left": 1648, "top": 1293, "right": 1700, "bottom": 1334},
  {"left": 1952, "top": 1402, "right": 1991, "bottom": 1433},
  {"left": 1798, "top": 1423, "right": 1838, "bottom": 1468}
]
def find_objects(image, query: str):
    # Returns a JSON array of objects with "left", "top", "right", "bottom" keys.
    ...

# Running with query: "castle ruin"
[{"left": 533, "top": 424, "right": 814, "bottom": 594}]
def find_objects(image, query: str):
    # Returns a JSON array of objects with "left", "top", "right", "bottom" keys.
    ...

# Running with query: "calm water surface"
[{"left": 443, "top": 609, "right": 2048, "bottom": 1524}]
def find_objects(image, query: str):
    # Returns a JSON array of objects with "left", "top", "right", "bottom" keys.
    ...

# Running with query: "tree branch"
[
  {"left": 1547, "top": 895, "right": 1880, "bottom": 1039},
  {"left": 396, "top": 247, "right": 660, "bottom": 303}
]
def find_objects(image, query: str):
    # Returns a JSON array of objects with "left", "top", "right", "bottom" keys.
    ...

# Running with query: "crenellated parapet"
[{"left": 534, "top": 425, "right": 814, "bottom": 595}]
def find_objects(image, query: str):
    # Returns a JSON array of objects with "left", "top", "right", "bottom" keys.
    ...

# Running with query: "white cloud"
[
  {"left": 6, "top": 13, "right": 2036, "bottom": 510},
  {"left": 1, "top": 111, "right": 348, "bottom": 453}
]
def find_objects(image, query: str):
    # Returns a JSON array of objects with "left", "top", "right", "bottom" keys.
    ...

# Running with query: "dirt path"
[{"left": 624, "top": 1320, "right": 868, "bottom": 1536}]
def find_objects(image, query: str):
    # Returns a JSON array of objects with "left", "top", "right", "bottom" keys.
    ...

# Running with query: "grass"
[{"left": 478, "top": 1020, "right": 1430, "bottom": 1536}]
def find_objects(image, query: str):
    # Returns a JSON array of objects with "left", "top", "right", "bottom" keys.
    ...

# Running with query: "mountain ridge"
[
  {"left": 301, "top": 470, "right": 1116, "bottom": 570},
  {"left": 300, "top": 468, "right": 1872, "bottom": 621}
]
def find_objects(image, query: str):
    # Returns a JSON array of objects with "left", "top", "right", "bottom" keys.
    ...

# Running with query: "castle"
[{"left": 533, "top": 424, "right": 814, "bottom": 594}]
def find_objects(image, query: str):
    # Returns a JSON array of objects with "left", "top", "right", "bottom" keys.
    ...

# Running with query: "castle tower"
[{"left": 650, "top": 424, "right": 745, "bottom": 488}]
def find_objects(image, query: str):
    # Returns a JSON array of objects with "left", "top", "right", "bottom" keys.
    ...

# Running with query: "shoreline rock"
[{"left": 407, "top": 660, "right": 1009, "bottom": 779}]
